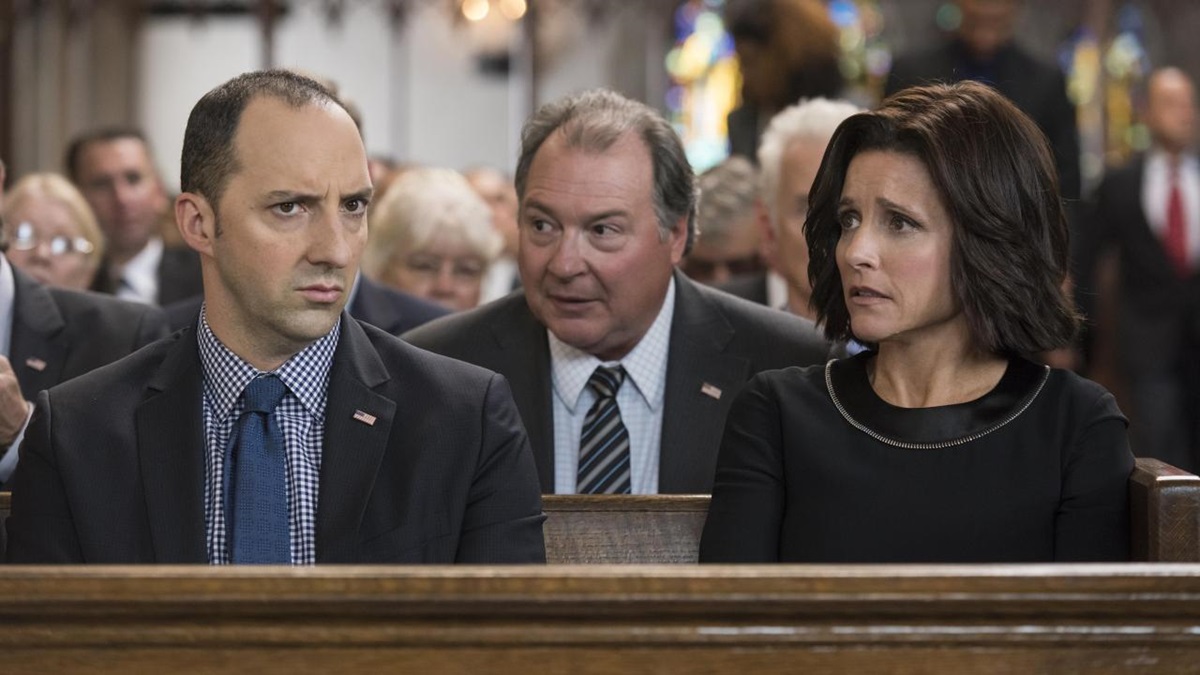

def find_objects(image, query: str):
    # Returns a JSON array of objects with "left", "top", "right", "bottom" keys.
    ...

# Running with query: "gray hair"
[
  {"left": 696, "top": 156, "right": 759, "bottom": 246},
  {"left": 363, "top": 168, "right": 501, "bottom": 278},
  {"left": 757, "top": 97, "right": 862, "bottom": 229},
  {"left": 514, "top": 88, "right": 698, "bottom": 253}
]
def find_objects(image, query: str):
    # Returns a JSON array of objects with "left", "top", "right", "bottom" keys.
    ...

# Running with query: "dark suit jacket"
[
  {"left": 5, "top": 316, "right": 546, "bottom": 564},
  {"left": 715, "top": 272, "right": 769, "bottom": 307},
  {"left": 162, "top": 275, "right": 449, "bottom": 336},
  {"left": 91, "top": 244, "right": 204, "bottom": 306},
  {"left": 885, "top": 39, "right": 1080, "bottom": 202},
  {"left": 348, "top": 276, "right": 450, "bottom": 335},
  {"left": 10, "top": 266, "right": 170, "bottom": 402},
  {"left": 403, "top": 272, "right": 829, "bottom": 493}
]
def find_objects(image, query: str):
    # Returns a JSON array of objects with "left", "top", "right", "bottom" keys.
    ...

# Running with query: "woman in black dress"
[{"left": 700, "top": 81, "right": 1134, "bottom": 563}]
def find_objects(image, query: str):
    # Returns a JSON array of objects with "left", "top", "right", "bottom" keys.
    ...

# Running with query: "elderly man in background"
[
  {"left": 405, "top": 89, "right": 828, "bottom": 495},
  {"left": 734, "top": 97, "right": 862, "bottom": 323},
  {"left": 682, "top": 157, "right": 765, "bottom": 286},
  {"left": 66, "top": 128, "right": 203, "bottom": 305}
]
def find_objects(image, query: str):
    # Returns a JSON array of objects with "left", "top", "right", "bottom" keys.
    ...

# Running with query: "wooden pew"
[
  {"left": 1130, "top": 457, "right": 1200, "bottom": 561},
  {"left": 542, "top": 458, "right": 1200, "bottom": 563},
  {"left": 2, "top": 564, "right": 1200, "bottom": 672},
  {"left": 542, "top": 494, "right": 707, "bottom": 563},
  {"left": 3, "top": 457, "right": 1198, "bottom": 562}
]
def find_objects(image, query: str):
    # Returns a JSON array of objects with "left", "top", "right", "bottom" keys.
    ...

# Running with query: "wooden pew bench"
[
  {"left": 540, "top": 457, "right": 1200, "bottom": 563},
  {"left": 2, "top": 457, "right": 1198, "bottom": 562},
  {"left": 1, "top": 564, "right": 1200, "bottom": 673}
]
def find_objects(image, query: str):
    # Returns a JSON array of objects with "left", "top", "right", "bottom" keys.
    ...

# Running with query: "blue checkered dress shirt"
[{"left": 197, "top": 307, "right": 339, "bottom": 565}]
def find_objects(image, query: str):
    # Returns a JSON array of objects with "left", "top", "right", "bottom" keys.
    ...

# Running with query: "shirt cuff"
[{"left": 0, "top": 401, "right": 34, "bottom": 484}]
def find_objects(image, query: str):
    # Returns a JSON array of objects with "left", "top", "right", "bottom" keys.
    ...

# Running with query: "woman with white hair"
[
  {"left": 364, "top": 168, "right": 503, "bottom": 312},
  {"left": 2, "top": 173, "right": 104, "bottom": 290}
]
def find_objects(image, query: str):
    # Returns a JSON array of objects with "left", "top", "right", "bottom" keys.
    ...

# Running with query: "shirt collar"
[
  {"left": 197, "top": 304, "right": 340, "bottom": 423},
  {"left": 766, "top": 270, "right": 789, "bottom": 311},
  {"left": 120, "top": 237, "right": 164, "bottom": 303},
  {"left": 548, "top": 276, "right": 675, "bottom": 413}
]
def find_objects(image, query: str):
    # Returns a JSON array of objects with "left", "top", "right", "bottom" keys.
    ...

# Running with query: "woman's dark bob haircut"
[{"left": 805, "top": 80, "right": 1079, "bottom": 354}]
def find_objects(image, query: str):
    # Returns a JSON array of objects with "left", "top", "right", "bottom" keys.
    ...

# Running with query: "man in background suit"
[
  {"left": 6, "top": 70, "right": 544, "bottom": 564},
  {"left": 1076, "top": 67, "right": 1200, "bottom": 471},
  {"left": 405, "top": 89, "right": 827, "bottom": 494},
  {"left": 67, "top": 128, "right": 204, "bottom": 305},
  {"left": 0, "top": 159, "right": 170, "bottom": 490}
]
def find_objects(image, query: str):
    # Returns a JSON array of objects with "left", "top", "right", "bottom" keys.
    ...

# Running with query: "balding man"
[
  {"left": 405, "top": 89, "right": 828, "bottom": 494},
  {"left": 1077, "top": 67, "right": 1200, "bottom": 471},
  {"left": 7, "top": 70, "right": 543, "bottom": 564}
]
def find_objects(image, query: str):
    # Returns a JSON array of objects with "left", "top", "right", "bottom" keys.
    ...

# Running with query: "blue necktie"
[
  {"left": 577, "top": 365, "right": 632, "bottom": 494},
  {"left": 228, "top": 375, "right": 290, "bottom": 563}
]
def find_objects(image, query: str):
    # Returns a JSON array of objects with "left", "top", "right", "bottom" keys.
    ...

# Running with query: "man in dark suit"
[
  {"left": 0, "top": 159, "right": 170, "bottom": 489},
  {"left": 1076, "top": 67, "right": 1200, "bottom": 471},
  {"left": 884, "top": 0, "right": 1080, "bottom": 204},
  {"left": 6, "top": 70, "right": 544, "bottom": 564},
  {"left": 66, "top": 128, "right": 204, "bottom": 305},
  {"left": 163, "top": 273, "right": 449, "bottom": 336},
  {"left": 405, "top": 89, "right": 827, "bottom": 495}
]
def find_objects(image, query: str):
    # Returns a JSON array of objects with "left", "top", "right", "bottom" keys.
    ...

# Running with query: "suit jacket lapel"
[
  {"left": 136, "top": 329, "right": 208, "bottom": 562},
  {"left": 490, "top": 298, "right": 555, "bottom": 492},
  {"left": 659, "top": 274, "right": 749, "bottom": 493},
  {"left": 9, "top": 268, "right": 69, "bottom": 400},
  {"left": 316, "top": 317, "right": 396, "bottom": 562}
]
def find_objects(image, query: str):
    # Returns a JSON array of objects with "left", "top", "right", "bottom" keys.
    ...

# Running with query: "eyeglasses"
[
  {"left": 680, "top": 254, "right": 764, "bottom": 282},
  {"left": 10, "top": 221, "right": 95, "bottom": 256},
  {"left": 403, "top": 254, "right": 486, "bottom": 281}
]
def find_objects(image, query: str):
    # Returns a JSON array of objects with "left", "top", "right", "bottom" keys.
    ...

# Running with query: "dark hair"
[
  {"left": 64, "top": 127, "right": 151, "bottom": 183},
  {"left": 805, "top": 80, "right": 1079, "bottom": 354},
  {"left": 513, "top": 88, "right": 698, "bottom": 254},
  {"left": 724, "top": 0, "right": 843, "bottom": 108},
  {"left": 180, "top": 69, "right": 347, "bottom": 208}
]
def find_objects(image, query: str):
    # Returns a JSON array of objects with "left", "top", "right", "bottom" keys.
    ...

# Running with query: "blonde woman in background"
[
  {"left": 365, "top": 168, "right": 502, "bottom": 312},
  {"left": 2, "top": 173, "right": 104, "bottom": 290}
]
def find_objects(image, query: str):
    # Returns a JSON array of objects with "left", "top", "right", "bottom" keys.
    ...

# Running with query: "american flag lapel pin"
[
  {"left": 700, "top": 382, "right": 722, "bottom": 400},
  {"left": 25, "top": 357, "right": 47, "bottom": 372},
  {"left": 352, "top": 410, "right": 377, "bottom": 426}
]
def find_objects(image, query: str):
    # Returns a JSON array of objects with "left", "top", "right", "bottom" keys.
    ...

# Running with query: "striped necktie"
[{"left": 576, "top": 365, "right": 632, "bottom": 494}]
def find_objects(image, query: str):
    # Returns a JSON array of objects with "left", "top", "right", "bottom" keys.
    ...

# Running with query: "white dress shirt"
[
  {"left": 766, "top": 270, "right": 789, "bottom": 311},
  {"left": 550, "top": 278, "right": 675, "bottom": 494},
  {"left": 115, "top": 236, "right": 164, "bottom": 305},
  {"left": 479, "top": 256, "right": 520, "bottom": 305}
]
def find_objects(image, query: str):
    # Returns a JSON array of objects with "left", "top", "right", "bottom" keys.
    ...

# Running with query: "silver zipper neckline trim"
[{"left": 824, "top": 359, "right": 1051, "bottom": 450}]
